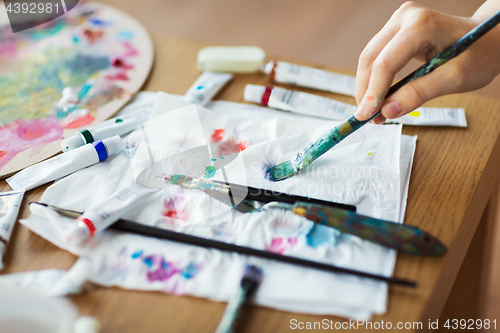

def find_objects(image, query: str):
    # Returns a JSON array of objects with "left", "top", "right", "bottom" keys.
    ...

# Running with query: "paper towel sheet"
[{"left": 21, "top": 92, "right": 417, "bottom": 319}]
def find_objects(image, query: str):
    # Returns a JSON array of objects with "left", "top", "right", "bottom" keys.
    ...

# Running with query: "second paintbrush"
[{"left": 265, "top": 10, "right": 500, "bottom": 182}]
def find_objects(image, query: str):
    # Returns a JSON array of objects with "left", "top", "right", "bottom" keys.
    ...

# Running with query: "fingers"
[
  {"left": 354, "top": 3, "right": 418, "bottom": 105},
  {"left": 355, "top": 23, "right": 401, "bottom": 105},
  {"left": 355, "top": 25, "right": 430, "bottom": 121}
]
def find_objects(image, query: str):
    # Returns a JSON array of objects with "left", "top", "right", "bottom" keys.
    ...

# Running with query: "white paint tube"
[
  {"left": 0, "top": 258, "right": 90, "bottom": 296},
  {"left": 245, "top": 84, "right": 467, "bottom": 127},
  {"left": 183, "top": 72, "right": 233, "bottom": 106},
  {"left": 244, "top": 84, "right": 356, "bottom": 119},
  {"left": 64, "top": 182, "right": 158, "bottom": 245},
  {"left": 61, "top": 107, "right": 150, "bottom": 151},
  {"left": 386, "top": 108, "right": 467, "bottom": 127},
  {"left": 0, "top": 190, "right": 24, "bottom": 270},
  {"left": 7, "top": 136, "right": 123, "bottom": 191},
  {"left": 262, "top": 61, "right": 356, "bottom": 97}
]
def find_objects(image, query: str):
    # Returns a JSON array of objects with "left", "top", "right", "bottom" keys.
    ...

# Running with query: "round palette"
[{"left": 0, "top": 2, "right": 154, "bottom": 179}]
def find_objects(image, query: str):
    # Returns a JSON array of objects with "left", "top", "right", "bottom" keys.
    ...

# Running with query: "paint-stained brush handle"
[
  {"left": 292, "top": 202, "right": 447, "bottom": 256},
  {"left": 278, "top": 11, "right": 500, "bottom": 178},
  {"left": 31, "top": 202, "right": 417, "bottom": 286}
]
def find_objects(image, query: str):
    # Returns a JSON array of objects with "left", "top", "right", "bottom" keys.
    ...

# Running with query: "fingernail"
[
  {"left": 384, "top": 100, "right": 403, "bottom": 118},
  {"left": 354, "top": 105, "right": 366, "bottom": 119}
]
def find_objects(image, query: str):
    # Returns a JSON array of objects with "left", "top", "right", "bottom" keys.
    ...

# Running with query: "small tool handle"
[{"left": 292, "top": 202, "right": 447, "bottom": 256}]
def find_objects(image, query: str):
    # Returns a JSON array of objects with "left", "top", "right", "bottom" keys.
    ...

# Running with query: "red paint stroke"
[
  {"left": 0, "top": 117, "right": 63, "bottom": 169},
  {"left": 210, "top": 129, "right": 249, "bottom": 156},
  {"left": 162, "top": 196, "right": 188, "bottom": 220},
  {"left": 216, "top": 140, "right": 249, "bottom": 156},
  {"left": 105, "top": 72, "right": 130, "bottom": 81},
  {"left": 0, "top": 151, "right": 7, "bottom": 161},
  {"left": 211, "top": 129, "right": 225, "bottom": 142},
  {"left": 111, "top": 57, "right": 134, "bottom": 69},
  {"left": 228, "top": 138, "right": 248, "bottom": 151},
  {"left": 82, "top": 29, "right": 104, "bottom": 43},
  {"left": 122, "top": 42, "right": 138, "bottom": 57},
  {"left": 61, "top": 114, "right": 96, "bottom": 129},
  {"left": 366, "top": 95, "right": 374, "bottom": 102},
  {"left": 217, "top": 142, "right": 240, "bottom": 156}
]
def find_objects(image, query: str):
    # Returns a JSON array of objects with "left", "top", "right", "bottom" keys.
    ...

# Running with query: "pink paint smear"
[
  {"left": 265, "top": 237, "right": 298, "bottom": 254},
  {"left": 61, "top": 114, "right": 96, "bottom": 129},
  {"left": 0, "top": 117, "right": 63, "bottom": 169},
  {"left": 105, "top": 72, "right": 130, "bottom": 81},
  {"left": 122, "top": 42, "right": 138, "bottom": 57}
]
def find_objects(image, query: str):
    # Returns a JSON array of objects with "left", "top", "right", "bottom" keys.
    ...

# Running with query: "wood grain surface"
[{"left": 1, "top": 34, "right": 500, "bottom": 332}]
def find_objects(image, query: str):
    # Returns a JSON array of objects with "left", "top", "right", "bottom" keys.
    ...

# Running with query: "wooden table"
[{"left": 2, "top": 35, "right": 500, "bottom": 332}]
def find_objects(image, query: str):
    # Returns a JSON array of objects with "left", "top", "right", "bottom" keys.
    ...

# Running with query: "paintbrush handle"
[
  {"left": 294, "top": 11, "right": 500, "bottom": 172},
  {"left": 33, "top": 202, "right": 416, "bottom": 286},
  {"left": 110, "top": 219, "right": 416, "bottom": 287},
  {"left": 292, "top": 202, "right": 447, "bottom": 256}
]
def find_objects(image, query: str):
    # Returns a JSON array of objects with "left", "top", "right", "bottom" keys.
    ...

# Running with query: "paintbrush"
[
  {"left": 168, "top": 175, "right": 447, "bottom": 256},
  {"left": 265, "top": 10, "right": 500, "bottom": 181},
  {"left": 30, "top": 202, "right": 416, "bottom": 287},
  {"left": 215, "top": 264, "right": 263, "bottom": 333}
]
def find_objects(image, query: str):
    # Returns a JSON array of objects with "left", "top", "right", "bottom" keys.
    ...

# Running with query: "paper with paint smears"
[
  {"left": 20, "top": 93, "right": 417, "bottom": 320},
  {"left": 131, "top": 93, "right": 276, "bottom": 223},
  {"left": 0, "top": 2, "right": 153, "bottom": 178}
]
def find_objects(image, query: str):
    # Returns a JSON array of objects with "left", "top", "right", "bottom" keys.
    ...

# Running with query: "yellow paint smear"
[{"left": 408, "top": 111, "right": 421, "bottom": 117}]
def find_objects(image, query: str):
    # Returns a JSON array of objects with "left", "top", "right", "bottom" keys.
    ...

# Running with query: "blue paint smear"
[
  {"left": 65, "top": 54, "right": 110, "bottom": 76},
  {"left": 88, "top": 17, "right": 109, "bottom": 26},
  {"left": 116, "top": 30, "right": 134, "bottom": 41},
  {"left": 262, "top": 163, "right": 272, "bottom": 181},
  {"left": 40, "top": 68, "right": 64, "bottom": 92},
  {"left": 56, "top": 106, "right": 77, "bottom": 118},
  {"left": 143, "top": 257, "right": 153, "bottom": 267},
  {"left": 306, "top": 224, "right": 343, "bottom": 248},
  {"left": 78, "top": 83, "right": 93, "bottom": 100},
  {"left": 181, "top": 262, "right": 198, "bottom": 279},
  {"left": 131, "top": 250, "right": 143, "bottom": 259}
]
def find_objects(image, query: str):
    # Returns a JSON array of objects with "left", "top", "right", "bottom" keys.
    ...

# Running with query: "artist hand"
[{"left": 354, "top": 1, "right": 500, "bottom": 124}]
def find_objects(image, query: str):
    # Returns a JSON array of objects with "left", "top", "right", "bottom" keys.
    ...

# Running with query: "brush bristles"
[
  {"left": 265, "top": 160, "right": 296, "bottom": 182},
  {"left": 242, "top": 264, "right": 263, "bottom": 284},
  {"left": 241, "top": 264, "right": 263, "bottom": 296}
]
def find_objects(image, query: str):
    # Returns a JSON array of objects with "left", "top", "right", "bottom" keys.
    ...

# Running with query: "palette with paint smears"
[{"left": 0, "top": 2, "right": 154, "bottom": 179}]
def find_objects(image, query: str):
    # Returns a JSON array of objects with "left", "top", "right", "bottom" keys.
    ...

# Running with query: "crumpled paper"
[
  {"left": 0, "top": 258, "right": 90, "bottom": 297},
  {"left": 20, "top": 92, "right": 417, "bottom": 319}
]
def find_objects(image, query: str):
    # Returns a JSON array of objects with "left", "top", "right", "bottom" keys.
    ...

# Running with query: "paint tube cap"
[
  {"left": 61, "top": 134, "right": 86, "bottom": 152},
  {"left": 244, "top": 84, "right": 267, "bottom": 104},
  {"left": 197, "top": 46, "right": 266, "bottom": 73},
  {"left": 74, "top": 316, "right": 101, "bottom": 333},
  {"left": 102, "top": 135, "right": 124, "bottom": 156}
]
